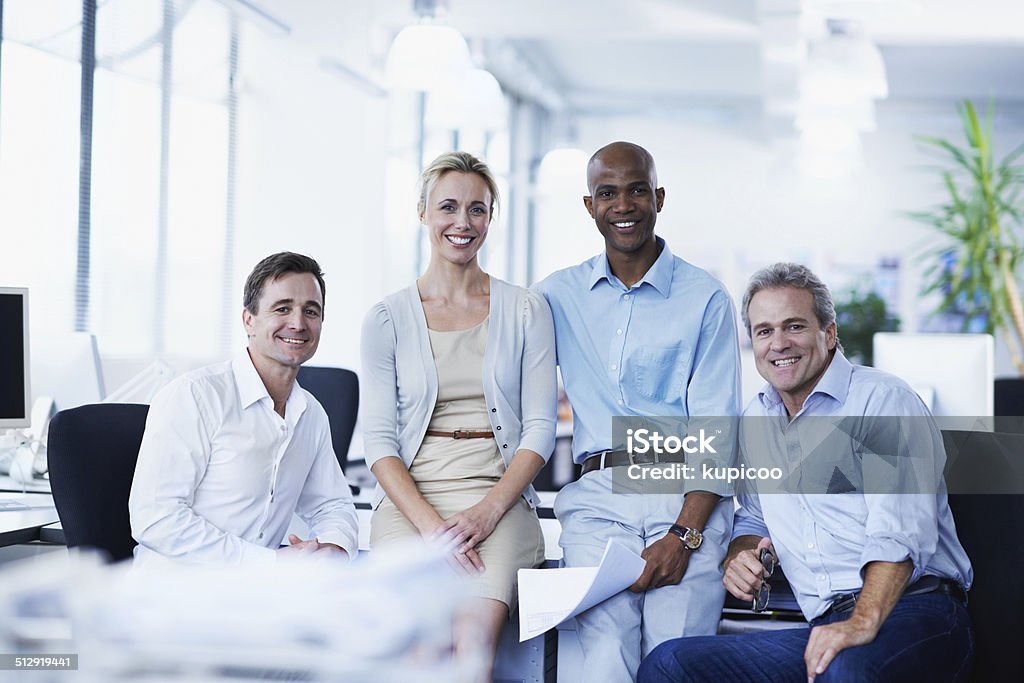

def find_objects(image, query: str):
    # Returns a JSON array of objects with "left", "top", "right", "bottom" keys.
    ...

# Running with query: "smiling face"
[
  {"left": 420, "top": 170, "right": 492, "bottom": 267},
  {"left": 242, "top": 271, "right": 323, "bottom": 376},
  {"left": 583, "top": 143, "right": 665, "bottom": 258},
  {"left": 748, "top": 286, "right": 837, "bottom": 416}
]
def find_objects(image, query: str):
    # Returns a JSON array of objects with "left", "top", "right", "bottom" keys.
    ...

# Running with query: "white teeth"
[
  {"left": 446, "top": 235, "right": 472, "bottom": 245},
  {"left": 773, "top": 358, "right": 798, "bottom": 367},
  {"left": 613, "top": 222, "right": 637, "bottom": 228},
  {"left": 280, "top": 338, "right": 306, "bottom": 345}
]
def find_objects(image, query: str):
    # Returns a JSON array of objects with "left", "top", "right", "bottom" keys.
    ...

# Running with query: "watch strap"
[{"left": 668, "top": 524, "right": 703, "bottom": 550}]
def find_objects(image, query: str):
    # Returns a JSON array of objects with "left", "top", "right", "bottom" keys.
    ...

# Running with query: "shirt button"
[
  {"left": 610, "top": 363, "right": 617, "bottom": 370},
  {"left": 623, "top": 294, "right": 631, "bottom": 301},
  {"left": 496, "top": 426, "right": 501, "bottom": 431},
  {"left": 280, "top": 425, "right": 286, "bottom": 432},
  {"left": 259, "top": 532, "right": 264, "bottom": 539},
  {"left": 617, "top": 399, "right": 624, "bottom": 406},
  {"left": 491, "top": 408, "right": 497, "bottom": 413},
  {"left": 808, "top": 542, "right": 815, "bottom": 549},
  {"left": 818, "top": 575, "right": 826, "bottom": 581},
  {"left": 502, "top": 444, "right": 508, "bottom": 449},
  {"left": 616, "top": 329, "right": 622, "bottom": 335}
]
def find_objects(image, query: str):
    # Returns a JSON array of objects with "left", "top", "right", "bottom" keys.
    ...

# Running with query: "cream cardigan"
[{"left": 360, "top": 277, "right": 557, "bottom": 508}]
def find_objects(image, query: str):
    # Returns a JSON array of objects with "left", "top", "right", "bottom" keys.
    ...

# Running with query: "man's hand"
[
  {"left": 310, "top": 541, "right": 349, "bottom": 558},
  {"left": 722, "top": 536, "right": 774, "bottom": 601},
  {"left": 804, "top": 559, "right": 911, "bottom": 681},
  {"left": 804, "top": 615, "right": 880, "bottom": 681},
  {"left": 630, "top": 534, "right": 691, "bottom": 592},
  {"left": 277, "top": 534, "right": 349, "bottom": 559}
]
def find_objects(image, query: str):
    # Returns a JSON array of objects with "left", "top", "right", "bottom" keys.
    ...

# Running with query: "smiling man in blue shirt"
[
  {"left": 640, "top": 263, "right": 973, "bottom": 683},
  {"left": 534, "top": 141, "right": 741, "bottom": 681}
]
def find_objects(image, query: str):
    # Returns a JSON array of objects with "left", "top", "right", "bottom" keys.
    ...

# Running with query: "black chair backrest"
[
  {"left": 942, "top": 430, "right": 1024, "bottom": 683},
  {"left": 296, "top": 366, "right": 359, "bottom": 471},
  {"left": 47, "top": 403, "right": 149, "bottom": 562},
  {"left": 994, "top": 377, "right": 1024, "bottom": 432}
]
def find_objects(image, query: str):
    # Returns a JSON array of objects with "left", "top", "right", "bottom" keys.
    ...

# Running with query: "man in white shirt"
[{"left": 129, "top": 252, "right": 359, "bottom": 565}]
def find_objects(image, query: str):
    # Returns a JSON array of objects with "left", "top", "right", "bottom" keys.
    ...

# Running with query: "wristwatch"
[{"left": 668, "top": 524, "right": 703, "bottom": 550}]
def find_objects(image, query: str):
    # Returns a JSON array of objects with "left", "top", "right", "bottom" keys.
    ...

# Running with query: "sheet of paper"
[{"left": 517, "top": 538, "right": 646, "bottom": 642}]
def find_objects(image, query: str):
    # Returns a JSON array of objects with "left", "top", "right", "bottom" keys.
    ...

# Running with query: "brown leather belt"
[
  {"left": 580, "top": 449, "right": 687, "bottom": 475},
  {"left": 424, "top": 429, "right": 495, "bottom": 439}
]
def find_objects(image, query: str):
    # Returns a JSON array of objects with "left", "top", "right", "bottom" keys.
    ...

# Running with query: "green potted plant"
[
  {"left": 910, "top": 100, "right": 1024, "bottom": 372},
  {"left": 834, "top": 288, "right": 900, "bottom": 366}
]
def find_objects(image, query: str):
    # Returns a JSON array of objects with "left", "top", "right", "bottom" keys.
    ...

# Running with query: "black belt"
[
  {"left": 580, "top": 449, "right": 687, "bottom": 476},
  {"left": 816, "top": 576, "right": 966, "bottom": 622}
]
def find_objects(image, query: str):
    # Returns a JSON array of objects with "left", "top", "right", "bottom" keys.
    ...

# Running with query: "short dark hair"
[
  {"left": 243, "top": 252, "right": 326, "bottom": 317},
  {"left": 741, "top": 262, "right": 844, "bottom": 353}
]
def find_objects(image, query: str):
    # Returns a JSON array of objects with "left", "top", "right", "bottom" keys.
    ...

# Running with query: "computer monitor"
[
  {"left": 31, "top": 332, "right": 106, "bottom": 413},
  {"left": 873, "top": 332, "right": 994, "bottom": 418},
  {"left": 0, "top": 287, "right": 31, "bottom": 429}
]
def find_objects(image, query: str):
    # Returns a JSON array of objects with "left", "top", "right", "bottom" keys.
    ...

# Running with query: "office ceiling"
[
  {"left": 5, "top": 0, "right": 1022, "bottom": 116},
  {"left": 263, "top": 0, "right": 1024, "bottom": 117}
]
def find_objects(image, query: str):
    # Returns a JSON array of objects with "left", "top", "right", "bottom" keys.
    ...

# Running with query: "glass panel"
[{"left": 0, "top": 1, "right": 82, "bottom": 338}]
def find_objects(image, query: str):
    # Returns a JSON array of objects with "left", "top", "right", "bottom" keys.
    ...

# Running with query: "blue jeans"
[{"left": 638, "top": 593, "right": 973, "bottom": 683}]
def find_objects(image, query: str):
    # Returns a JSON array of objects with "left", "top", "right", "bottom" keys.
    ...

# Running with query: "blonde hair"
[{"left": 417, "top": 151, "right": 500, "bottom": 220}]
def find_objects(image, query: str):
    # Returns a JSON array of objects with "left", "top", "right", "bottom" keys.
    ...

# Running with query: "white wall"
[
  {"left": 533, "top": 101, "right": 1024, "bottom": 386},
  {"left": 217, "top": 10, "right": 389, "bottom": 373}
]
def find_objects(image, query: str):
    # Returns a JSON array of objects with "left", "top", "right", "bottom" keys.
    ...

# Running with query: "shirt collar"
[
  {"left": 757, "top": 349, "right": 852, "bottom": 412},
  {"left": 586, "top": 236, "right": 674, "bottom": 298},
  {"left": 233, "top": 351, "right": 271, "bottom": 410}
]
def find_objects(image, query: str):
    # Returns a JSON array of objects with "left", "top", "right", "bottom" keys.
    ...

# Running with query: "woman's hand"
[
  {"left": 418, "top": 518, "right": 487, "bottom": 576},
  {"left": 433, "top": 499, "right": 505, "bottom": 556}
]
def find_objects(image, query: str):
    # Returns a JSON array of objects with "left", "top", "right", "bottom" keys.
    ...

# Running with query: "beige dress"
[{"left": 370, "top": 318, "right": 545, "bottom": 608}]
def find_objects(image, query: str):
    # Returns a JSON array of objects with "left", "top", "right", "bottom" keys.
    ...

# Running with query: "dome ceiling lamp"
[{"left": 385, "top": 0, "right": 471, "bottom": 92}]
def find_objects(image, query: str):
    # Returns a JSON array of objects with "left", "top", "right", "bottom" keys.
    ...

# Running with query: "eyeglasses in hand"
[{"left": 752, "top": 547, "right": 777, "bottom": 613}]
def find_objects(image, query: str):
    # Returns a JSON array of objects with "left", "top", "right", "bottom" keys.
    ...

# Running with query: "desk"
[
  {"left": 0, "top": 474, "right": 51, "bottom": 494},
  {"left": 0, "top": 493, "right": 59, "bottom": 546}
]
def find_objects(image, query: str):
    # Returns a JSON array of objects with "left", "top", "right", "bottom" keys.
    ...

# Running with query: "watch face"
[{"left": 683, "top": 528, "right": 703, "bottom": 549}]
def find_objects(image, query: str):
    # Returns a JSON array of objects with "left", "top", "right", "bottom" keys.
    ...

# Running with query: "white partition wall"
[{"left": 873, "top": 332, "right": 994, "bottom": 417}]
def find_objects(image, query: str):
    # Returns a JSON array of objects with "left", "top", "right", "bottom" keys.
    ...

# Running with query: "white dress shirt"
[{"left": 129, "top": 352, "right": 359, "bottom": 566}]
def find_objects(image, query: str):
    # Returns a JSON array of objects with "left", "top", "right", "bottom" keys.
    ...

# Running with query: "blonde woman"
[{"left": 361, "top": 151, "right": 556, "bottom": 677}]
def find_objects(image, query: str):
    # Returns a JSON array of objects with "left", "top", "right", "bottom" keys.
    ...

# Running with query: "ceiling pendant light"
[
  {"left": 385, "top": 1, "right": 471, "bottom": 91},
  {"left": 426, "top": 67, "right": 507, "bottom": 131}
]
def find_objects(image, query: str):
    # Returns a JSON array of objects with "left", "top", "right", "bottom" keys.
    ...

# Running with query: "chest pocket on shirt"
[{"left": 628, "top": 345, "right": 689, "bottom": 401}]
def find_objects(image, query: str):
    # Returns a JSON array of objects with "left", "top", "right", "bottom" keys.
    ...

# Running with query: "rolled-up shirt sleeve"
[
  {"left": 858, "top": 388, "right": 944, "bottom": 581},
  {"left": 733, "top": 486, "right": 771, "bottom": 540},
  {"left": 359, "top": 302, "right": 402, "bottom": 470},
  {"left": 516, "top": 290, "right": 557, "bottom": 461},
  {"left": 129, "top": 379, "right": 276, "bottom": 564},
  {"left": 685, "top": 289, "right": 742, "bottom": 496}
]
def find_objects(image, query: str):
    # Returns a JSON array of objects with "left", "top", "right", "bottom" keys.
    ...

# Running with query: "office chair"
[
  {"left": 994, "top": 377, "right": 1024, "bottom": 433},
  {"left": 943, "top": 430, "right": 1024, "bottom": 683},
  {"left": 47, "top": 403, "right": 149, "bottom": 563},
  {"left": 296, "top": 366, "right": 359, "bottom": 473}
]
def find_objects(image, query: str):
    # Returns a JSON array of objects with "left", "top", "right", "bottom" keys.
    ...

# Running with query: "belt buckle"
[
  {"left": 452, "top": 430, "right": 467, "bottom": 439},
  {"left": 832, "top": 593, "right": 858, "bottom": 614}
]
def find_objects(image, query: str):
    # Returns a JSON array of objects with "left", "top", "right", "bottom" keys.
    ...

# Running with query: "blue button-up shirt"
[
  {"left": 533, "top": 238, "right": 741, "bottom": 473},
  {"left": 733, "top": 351, "right": 973, "bottom": 620}
]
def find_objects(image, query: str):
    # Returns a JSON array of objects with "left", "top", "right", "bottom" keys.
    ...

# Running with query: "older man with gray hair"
[{"left": 640, "top": 262, "right": 973, "bottom": 683}]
